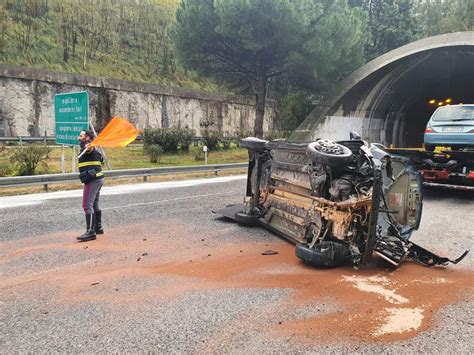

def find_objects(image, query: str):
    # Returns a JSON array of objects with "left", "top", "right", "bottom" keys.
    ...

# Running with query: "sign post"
[
  {"left": 54, "top": 91, "right": 89, "bottom": 173},
  {"left": 203, "top": 145, "right": 208, "bottom": 165}
]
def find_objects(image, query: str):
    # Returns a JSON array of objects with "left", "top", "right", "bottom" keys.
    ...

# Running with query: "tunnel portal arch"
[{"left": 290, "top": 32, "right": 474, "bottom": 147}]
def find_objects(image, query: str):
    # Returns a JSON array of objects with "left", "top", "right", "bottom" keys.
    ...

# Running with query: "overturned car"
[{"left": 217, "top": 133, "right": 468, "bottom": 268}]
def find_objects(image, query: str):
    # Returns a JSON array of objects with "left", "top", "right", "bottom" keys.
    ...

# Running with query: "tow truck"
[{"left": 386, "top": 148, "right": 474, "bottom": 191}]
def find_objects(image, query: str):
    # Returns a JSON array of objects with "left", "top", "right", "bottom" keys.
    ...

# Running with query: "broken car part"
[{"left": 216, "top": 134, "right": 469, "bottom": 269}]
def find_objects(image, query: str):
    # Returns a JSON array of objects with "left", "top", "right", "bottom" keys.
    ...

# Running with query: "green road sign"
[{"left": 54, "top": 91, "right": 89, "bottom": 145}]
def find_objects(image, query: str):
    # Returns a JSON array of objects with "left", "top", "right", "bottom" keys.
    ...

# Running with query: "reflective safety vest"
[{"left": 78, "top": 144, "right": 104, "bottom": 182}]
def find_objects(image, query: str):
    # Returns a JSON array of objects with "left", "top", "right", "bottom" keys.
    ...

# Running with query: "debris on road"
[{"left": 262, "top": 250, "right": 278, "bottom": 256}]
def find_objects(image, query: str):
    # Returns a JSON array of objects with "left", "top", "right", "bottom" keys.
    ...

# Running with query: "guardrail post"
[
  {"left": 43, "top": 184, "right": 48, "bottom": 192},
  {"left": 143, "top": 175, "right": 148, "bottom": 182}
]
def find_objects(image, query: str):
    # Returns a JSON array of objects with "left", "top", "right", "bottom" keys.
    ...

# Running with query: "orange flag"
[{"left": 91, "top": 117, "right": 141, "bottom": 148}]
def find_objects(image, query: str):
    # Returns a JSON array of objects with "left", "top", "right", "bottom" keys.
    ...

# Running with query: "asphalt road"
[{"left": 1, "top": 176, "right": 473, "bottom": 353}]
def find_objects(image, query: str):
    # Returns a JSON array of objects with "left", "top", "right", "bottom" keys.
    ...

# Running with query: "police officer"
[{"left": 77, "top": 130, "right": 104, "bottom": 241}]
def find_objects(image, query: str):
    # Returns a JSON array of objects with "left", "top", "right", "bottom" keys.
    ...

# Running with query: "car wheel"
[
  {"left": 234, "top": 212, "right": 259, "bottom": 226},
  {"left": 306, "top": 139, "right": 352, "bottom": 167},
  {"left": 425, "top": 144, "right": 435, "bottom": 152},
  {"left": 295, "top": 242, "right": 349, "bottom": 268}
]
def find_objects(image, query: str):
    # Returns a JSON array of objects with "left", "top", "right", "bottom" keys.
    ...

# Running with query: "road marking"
[
  {"left": 0, "top": 175, "right": 246, "bottom": 210},
  {"left": 101, "top": 191, "right": 237, "bottom": 211},
  {"left": 60, "top": 191, "right": 238, "bottom": 215}
]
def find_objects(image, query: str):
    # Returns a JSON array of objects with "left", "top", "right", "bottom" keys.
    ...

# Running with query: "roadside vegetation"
[
  {"left": 0, "top": 127, "right": 293, "bottom": 177},
  {"left": 0, "top": 138, "right": 250, "bottom": 196},
  {"left": 1, "top": 1, "right": 472, "bottom": 134},
  {"left": 0, "top": 143, "right": 249, "bottom": 177}
]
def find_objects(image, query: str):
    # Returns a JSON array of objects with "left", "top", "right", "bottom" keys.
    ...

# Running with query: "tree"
[
  {"left": 414, "top": 0, "right": 474, "bottom": 37},
  {"left": 349, "top": 0, "right": 417, "bottom": 59},
  {"left": 174, "top": 0, "right": 367, "bottom": 137},
  {"left": 6, "top": 0, "right": 41, "bottom": 54}
]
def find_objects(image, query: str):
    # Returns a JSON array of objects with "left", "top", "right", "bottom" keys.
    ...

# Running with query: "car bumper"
[{"left": 424, "top": 133, "right": 474, "bottom": 146}]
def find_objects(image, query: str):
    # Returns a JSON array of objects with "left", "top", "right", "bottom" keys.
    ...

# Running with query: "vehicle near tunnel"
[
  {"left": 289, "top": 32, "right": 474, "bottom": 148},
  {"left": 216, "top": 134, "right": 469, "bottom": 269},
  {"left": 424, "top": 104, "right": 474, "bottom": 151}
]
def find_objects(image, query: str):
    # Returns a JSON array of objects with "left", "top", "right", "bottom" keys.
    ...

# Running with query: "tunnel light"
[
  {"left": 437, "top": 102, "right": 444, "bottom": 106},
  {"left": 429, "top": 99, "right": 436, "bottom": 104},
  {"left": 445, "top": 98, "right": 452, "bottom": 103}
]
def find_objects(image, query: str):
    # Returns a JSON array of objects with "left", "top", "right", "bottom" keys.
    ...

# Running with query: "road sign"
[{"left": 54, "top": 91, "right": 89, "bottom": 145}]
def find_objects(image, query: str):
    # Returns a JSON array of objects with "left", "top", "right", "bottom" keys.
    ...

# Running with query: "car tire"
[
  {"left": 425, "top": 144, "right": 435, "bottom": 152},
  {"left": 306, "top": 139, "right": 352, "bottom": 167},
  {"left": 234, "top": 212, "right": 259, "bottom": 226},
  {"left": 295, "top": 242, "right": 349, "bottom": 268}
]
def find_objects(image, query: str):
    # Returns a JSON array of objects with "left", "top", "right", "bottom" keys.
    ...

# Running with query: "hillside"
[{"left": 0, "top": 0, "right": 225, "bottom": 93}]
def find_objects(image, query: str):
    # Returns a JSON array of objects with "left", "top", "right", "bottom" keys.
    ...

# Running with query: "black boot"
[
  {"left": 94, "top": 210, "right": 104, "bottom": 234},
  {"left": 77, "top": 213, "right": 96, "bottom": 241}
]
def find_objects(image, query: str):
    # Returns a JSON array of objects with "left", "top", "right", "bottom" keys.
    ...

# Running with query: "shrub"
[
  {"left": 145, "top": 144, "right": 163, "bottom": 163},
  {"left": 143, "top": 128, "right": 182, "bottom": 153},
  {"left": 222, "top": 138, "right": 233, "bottom": 150},
  {"left": 202, "top": 130, "right": 221, "bottom": 151},
  {"left": 0, "top": 162, "right": 11, "bottom": 177},
  {"left": 143, "top": 128, "right": 160, "bottom": 148},
  {"left": 277, "top": 91, "right": 315, "bottom": 131},
  {"left": 194, "top": 148, "right": 205, "bottom": 161},
  {"left": 161, "top": 130, "right": 181, "bottom": 153},
  {"left": 10, "top": 144, "right": 51, "bottom": 176},
  {"left": 178, "top": 128, "right": 194, "bottom": 152}
]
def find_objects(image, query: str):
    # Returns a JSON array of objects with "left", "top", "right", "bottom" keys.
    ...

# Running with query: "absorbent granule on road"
[
  {"left": 340, "top": 275, "right": 409, "bottom": 304},
  {"left": 1, "top": 217, "right": 473, "bottom": 351},
  {"left": 372, "top": 307, "right": 424, "bottom": 336}
]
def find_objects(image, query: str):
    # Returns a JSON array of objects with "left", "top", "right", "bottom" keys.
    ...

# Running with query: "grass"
[
  {"left": 0, "top": 143, "right": 248, "bottom": 176},
  {"left": 0, "top": 143, "right": 249, "bottom": 196}
]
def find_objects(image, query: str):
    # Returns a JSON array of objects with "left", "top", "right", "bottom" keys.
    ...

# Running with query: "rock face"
[{"left": 0, "top": 64, "right": 275, "bottom": 137}]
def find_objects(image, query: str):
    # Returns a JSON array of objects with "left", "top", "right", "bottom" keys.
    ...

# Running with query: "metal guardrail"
[
  {"left": 0, "top": 136, "right": 56, "bottom": 143},
  {"left": 0, "top": 162, "right": 248, "bottom": 191},
  {"left": 0, "top": 135, "right": 210, "bottom": 144}
]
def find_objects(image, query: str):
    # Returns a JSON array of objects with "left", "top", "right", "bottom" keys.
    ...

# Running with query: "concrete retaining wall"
[{"left": 0, "top": 64, "right": 275, "bottom": 137}]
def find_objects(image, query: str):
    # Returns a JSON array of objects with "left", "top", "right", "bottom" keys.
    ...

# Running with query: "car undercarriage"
[{"left": 216, "top": 134, "right": 468, "bottom": 268}]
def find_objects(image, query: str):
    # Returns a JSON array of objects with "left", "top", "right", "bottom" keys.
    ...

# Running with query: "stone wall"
[{"left": 0, "top": 64, "right": 275, "bottom": 137}]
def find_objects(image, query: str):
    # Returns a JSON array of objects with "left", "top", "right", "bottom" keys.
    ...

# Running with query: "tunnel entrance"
[
  {"left": 379, "top": 47, "right": 474, "bottom": 147},
  {"left": 290, "top": 33, "right": 474, "bottom": 146}
]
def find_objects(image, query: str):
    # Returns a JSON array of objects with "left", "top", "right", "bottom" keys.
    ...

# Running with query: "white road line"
[
  {"left": 102, "top": 191, "right": 236, "bottom": 211},
  {"left": 0, "top": 175, "right": 246, "bottom": 210},
  {"left": 59, "top": 191, "right": 238, "bottom": 215}
]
